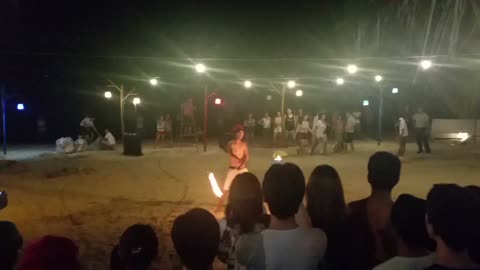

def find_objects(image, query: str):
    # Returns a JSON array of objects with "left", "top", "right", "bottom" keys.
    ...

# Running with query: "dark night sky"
[{"left": 0, "top": 0, "right": 479, "bottom": 141}]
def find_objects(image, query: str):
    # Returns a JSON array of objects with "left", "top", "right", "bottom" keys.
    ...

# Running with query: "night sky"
[{"left": 0, "top": 0, "right": 479, "bottom": 141}]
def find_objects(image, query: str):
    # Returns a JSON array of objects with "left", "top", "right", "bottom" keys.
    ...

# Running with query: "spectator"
[
  {"left": 425, "top": 184, "right": 480, "bottom": 270},
  {"left": 466, "top": 185, "right": 480, "bottom": 265},
  {"left": 373, "top": 194, "right": 434, "bottom": 270},
  {"left": 110, "top": 224, "right": 159, "bottom": 270},
  {"left": 18, "top": 235, "right": 81, "bottom": 270},
  {"left": 218, "top": 172, "right": 268, "bottom": 269},
  {"left": 102, "top": 129, "right": 116, "bottom": 150},
  {"left": 244, "top": 113, "right": 256, "bottom": 143},
  {"left": 172, "top": 208, "right": 220, "bottom": 270},
  {"left": 349, "top": 151, "right": 400, "bottom": 269},
  {"left": 0, "top": 190, "right": 8, "bottom": 210},
  {"left": 237, "top": 163, "right": 327, "bottom": 270},
  {"left": 306, "top": 165, "right": 351, "bottom": 270},
  {"left": 258, "top": 112, "right": 272, "bottom": 145},
  {"left": 0, "top": 221, "right": 23, "bottom": 270}
]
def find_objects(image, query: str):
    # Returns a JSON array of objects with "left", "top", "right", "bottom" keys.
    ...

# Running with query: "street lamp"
[
  {"left": 363, "top": 100, "right": 369, "bottom": 106},
  {"left": 420, "top": 60, "right": 432, "bottom": 70},
  {"left": 375, "top": 75, "right": 383, "bottom": 82},
  {"left": 244, "top": 80, "right": 252, "bottom": 88},
  {"left": 132, "top": 97, "right": 141, "bottom": 105},
  {"left": 149, "top": 78, "right": 158, "bottom": 86},
  {"left": 347, "top": 64, "right": 358, "bottom": 74},
  {"left": 336, "top": 78, "right": 345, "bottom": 85},
  {"left": 287, "top": 80, "right": 296, "bottom": 88},
  {"left": 392, "top": 88, "right": 399, "bottom": 94},
  {"left": 374, "top": 75, "right": 384, "bottom": 145},
  {"left": 104, "top": 91, "right": 112, "bottom": 99},
  {"left": 296, "top": 89, "right": 303, "bottom": 97},
  {"left": 195, "top": 63, "right": 207, "bottom": 73}
]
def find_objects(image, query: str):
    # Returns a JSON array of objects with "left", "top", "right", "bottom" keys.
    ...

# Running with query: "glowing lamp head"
[
  {"left": 420, "top": 60, "right": 432, "bottom": 70},
  {"left": 214, "top": 98, "right": 222, "bottom": 105},
  {"left": 457, "top": 132, "right": 469, "bottom": 142},
  {"left": 287, "top": 80, "right": 296, "bottom": 88},
  {"left": 104, "top": 91, "right": 112, "bottom": 99},
  {"left": 392, "top": 88, "right": 399, "bottom": 94},
  {"left": 149, "top": 78, "right": 158, "bottom": 86},
  {"left": 17, "top": 103, "right": 25, "bottom": 111},
  {"left": 195, "top": 63, "right": 206, "bottom": 73},
  {"left": 132, "top": 97, "right": 141, "bottom": 105},
  {"left": 336, "top": 78, "right": 345, "bottom": 85},
  {"left": 363, "top": 100, "right": 369, "bottom": 106},
  {"left": 375, "top": 75, "right": 383, "bottom": 82},
  {"left": 295, "top": 89, "right": 303, "bottom": 97},
  {"left": 347, "top": 64, "right": 358, "bottom": 74},
  {"left": 244, "top": 80, "right": 252, "bottom": 88}
]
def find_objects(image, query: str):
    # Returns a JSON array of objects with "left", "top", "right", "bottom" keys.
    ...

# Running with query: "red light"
[{"left": 214, "top": 98, "right": 222, "bottom": 105}]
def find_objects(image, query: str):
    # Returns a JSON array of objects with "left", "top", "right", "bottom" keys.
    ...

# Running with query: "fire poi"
[{"left": 208, "top": 172, "right": 223, "bottom": 198}]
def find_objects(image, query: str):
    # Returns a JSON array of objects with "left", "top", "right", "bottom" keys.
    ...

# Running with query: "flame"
[
  {"left": 274, "top": 155, "right": 282, "bottom": 161},
  {"left": 457, "top": 132, "right": 470, "bottom": 142},
  {"left": 208, "top": 173, "right": 223, "bottom": 198}
]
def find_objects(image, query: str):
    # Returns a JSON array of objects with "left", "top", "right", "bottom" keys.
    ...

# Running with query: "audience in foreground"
[
  {"left": 306, "top": 165, "right": 352, "bottom": 270},
  {"left": 218, "top": 172, "right": 268, "bottom": 269},
  {"left": 425, "top": 184, "right": 480, "bottom": 270},
  {"left": 349, "top": 151, "right": 400, "bottom": 269},
  {"left": 0, "top": 221, "right": 23, "bottom": 270},
  {"left": 237, "top": 163, "right": 327, "bottom": 270},
  {"left": 110, "top": 224, "right": 159, "bottom": 270},
  {"left": 172, "top": 208, "right": 220, "bottom": 270},
  {"left": 374, "top": 194, "right": 434, "bottom": 270},
  {"left": 18, "top": 235, "right": 81, "bottom": 270}
]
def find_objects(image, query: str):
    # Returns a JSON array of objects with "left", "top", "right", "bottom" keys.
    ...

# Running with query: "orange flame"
[
  {"left": 208, "top": 172, "right": 223, "bottom": 198},
  {"left": 274, "top": 155, "right": 282, "bottom": 161}
]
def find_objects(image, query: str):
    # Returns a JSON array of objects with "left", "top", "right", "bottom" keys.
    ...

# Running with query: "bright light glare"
[
  {"left": 266, "top": 95, "right": 272, "bottom": 101},
  {"left": 17, "top": 103, "right": 24, "bottom": 111},
  {"left": 149, "top": 78, "right": 158, "bottom": 86},
  {"left": 347, "top": 64, "right": 358, "bottom": 74},
  {"left": 295, "top": 90, "right": 303, "bottom": 97},
  {"left": 336, "top": 78, "right": 345, "bottom": 85},
  {"left": 392, "top": 88, "right": 399, "bottom": 94},
  {"left": 104, "top": 91, "right": 112, "bottom": 99},
  {"left": 195, "top": 63, "right": 206, "bottom": 73},
  {"left": 214, "top": 98, "right": 222, "bottom": 105},
  {"left": 274, "top": 155, "right": 282, "bottom": 161},
  {"left": 375, "top": 75, "right": 383, "bottom": 82},
  {"left": 244, "top": 80, "right": 252, "bottom": 88},
  {"left": 363, "top": 100, "right": 369, "bottom": 106},
  {"left": 287, "top": 80, "right": 296, "bottom": 88},
  {"left": 420, "top": 60, "right": 432, "bottom": 70},
  {"left": 132, "top": 97, "right": 141, "bottom": 105},
  {"left": 457, "top": 132, "right": 469, "bottom": 142}
]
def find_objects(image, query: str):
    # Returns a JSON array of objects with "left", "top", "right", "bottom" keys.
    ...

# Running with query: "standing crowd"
[{"left": 244, "top": 109, "right": 361, "bottom": 155}]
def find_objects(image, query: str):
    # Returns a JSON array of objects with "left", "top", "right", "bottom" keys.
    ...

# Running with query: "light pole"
[
  {"left": 281, "top": 80, "right": 296, "bottom": 119},
  {"left": 375, "top": 75, "right": 383, "bottom": 145},
  {"left": 194, "top": 63, "right": 210, "bottom": 152},
  {"left": 106, "top": 80, "right": 137, "bottom": 140}
]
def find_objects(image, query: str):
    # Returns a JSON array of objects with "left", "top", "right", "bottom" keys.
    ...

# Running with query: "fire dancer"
[{"left": 215, "top": 124, "right": 249, "bottom": 211}]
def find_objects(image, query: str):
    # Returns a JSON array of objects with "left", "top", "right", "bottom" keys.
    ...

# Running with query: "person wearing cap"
[{"left": 215, "top": 124, "right": 249, "bottom": 212}]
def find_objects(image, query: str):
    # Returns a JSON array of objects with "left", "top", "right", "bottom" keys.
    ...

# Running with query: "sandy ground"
[{"left": 1, "top": 140, "right": 479, "bottom": 269}]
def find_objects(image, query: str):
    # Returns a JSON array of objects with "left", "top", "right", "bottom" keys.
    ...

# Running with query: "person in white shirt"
[
  {"left": 258, "top": 112, "right": 272, "bottom": 145},
  {"left": 102, "top": 129, "right": 116, "bottom": 150},
  {"left": 412, "top": 107, "right": 431, "bottom": 154},
  {"left": 79, "top": 116, "right": 98, "bottom": 143},
  {"left": 344, "top": 112, "right": 359, "bottom": 152},
  {"left": 155, "top": 115, "right": 166, "bottom": 147},
  {"left": 237, "top": 163, "right": 327, "bottom": 270},
  {"left": 311, "top": 113, "right": 328, "bottom": 155},
  {"left": 398, "top": 117, "right": 409, "bottom": 157},
  {"left": 273, "top": 112, "right": 283, "bottom": 146},
  {"left": 296, "top": 115, "right": 312, "bottom": 155},
  {"left": 373, "top": 194, "right": 434, "bottom": 270}
]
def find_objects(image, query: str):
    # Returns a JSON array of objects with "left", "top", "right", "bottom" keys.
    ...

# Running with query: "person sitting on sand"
[
  {"left": 110, "top": 224, "right": 158, "bottom": 270},
  {"left": 172, "top": 208, "right": 220, "bottom": 270},
  {"left": 102, "top": 129, "right": 116, "bottom": 150}
]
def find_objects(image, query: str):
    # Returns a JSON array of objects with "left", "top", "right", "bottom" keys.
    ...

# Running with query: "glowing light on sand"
[
  {"left": 208, "top": 173, "right": 223, "bottom": 198},
  {"left": 457, "top": 132, "right": 469, "bottom": 142},
  {"left": 274, "top": 155, "right": 282, "bottom": 161}
]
